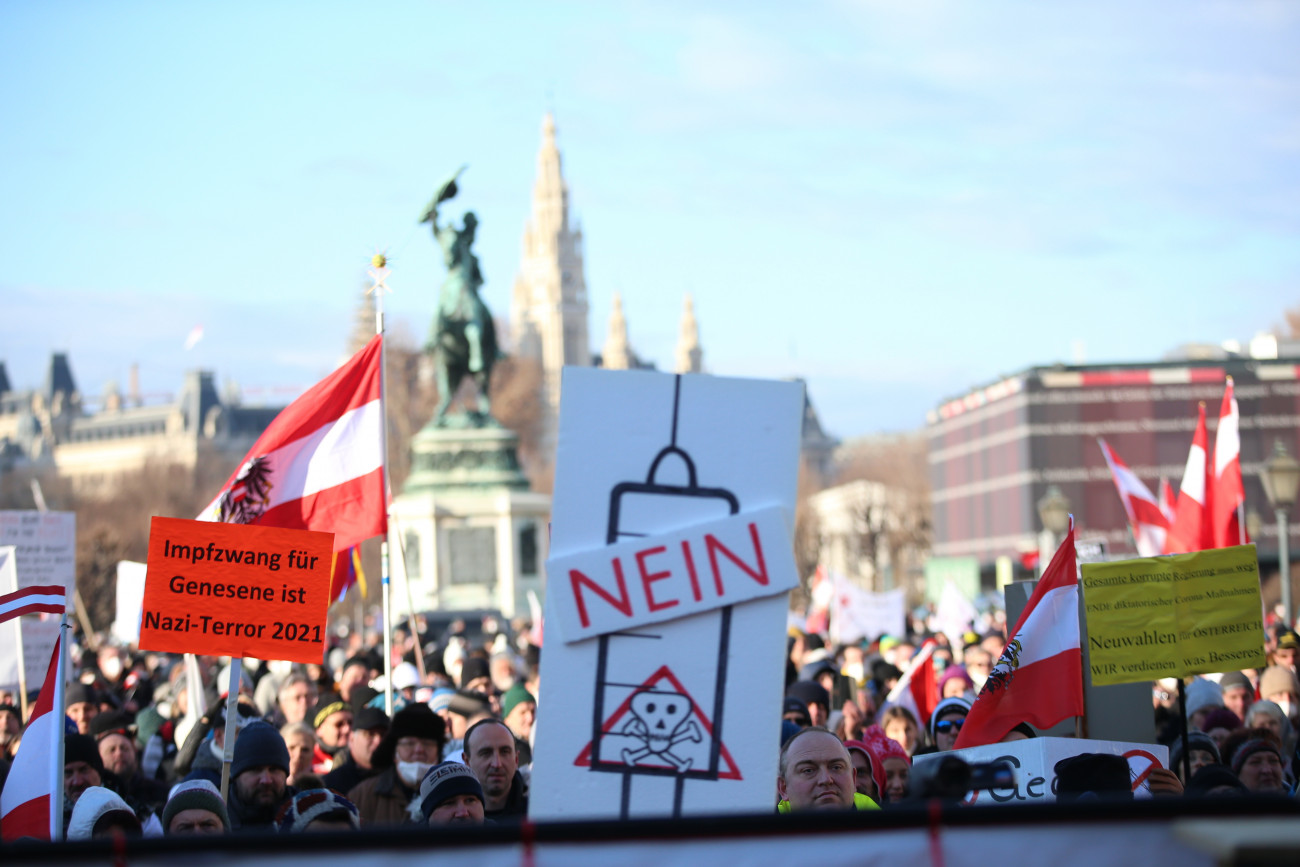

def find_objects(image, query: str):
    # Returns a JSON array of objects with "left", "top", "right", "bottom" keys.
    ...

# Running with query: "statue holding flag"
[{"left": 421, "top": 166, "right": 501, "bottom": 427}]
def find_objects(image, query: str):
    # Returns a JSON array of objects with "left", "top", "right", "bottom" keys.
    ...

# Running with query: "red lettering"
[
  {"left": 636, "top": 545, "right": 678, "bottom": 613},
  {"left": 681, "top": 540, "right": 703, "bottom": 602},
  {"left": 705, "top": 523, "right": 769, "bottom": 595},
  {"left": 569, "top": 564, "right": 633, "bottom": 628}
]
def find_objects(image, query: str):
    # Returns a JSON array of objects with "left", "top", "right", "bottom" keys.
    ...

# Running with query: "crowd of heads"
[{"left": 0, "top": 608, "right": 1296, "bottom": 840}]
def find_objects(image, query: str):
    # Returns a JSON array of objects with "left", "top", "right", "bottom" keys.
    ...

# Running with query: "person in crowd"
[
  {"left": 1230, "top": 737, "right": 1290, "bottom": 794},
  {"left": 336, "top": 657, "right": 372, "bottom": 706},
  {"left": 1169, "top": 731, "right": 1222, "bottom": 784},
  {"left": 444, "top": 689, "right": 494, "bottom": 761},
  {"left": 880, "top": 705, "right": 922, "bottom": 756},
  {"left": 348, "top": 704, "right": 445, "bottom": 827},
  {"left": 1199, "top": 708, "right": 1242, "bottom": 751},
  {"left": 64, "top": 733, "right": 105, "bottom": 811},
  {"left": 500, "top": 683, "right": 536, "bottom": 765},
  {"left": 275, "top": 788, "right": 362, "bottom": 833},
  {"left": 417, "top": 761, "right": 487, "bottom": 826},
  {"left": 90, "top": 711, "right": 168, "bottom": 811},
  {"left": 860, "top": 724, "right": 911, "bottom": 804},
  {"left": 228, "top": 720, "right": 294, "bottom": 832},
  {"left": 776, "top": 727, "right": 878, "bottom": 812},
  {"left": 1054, "top": 753, "right": 1132, "bottom": 802},
  {"left": 280, "top": 722, "right": 322, "bottom": 788},
  {"left": 1184, "top": 677, "right": 1225, "bottom": 732},
  {"left": 785, "top": 680, "right": 831, "bottom": 729},
  {"left": 782, "top": 697, "right": 812, "bottom": 729},
  {"left": 175, "top": 699, "right": 260, "bottom": 785},
  {"left": 843, "top": 739, "right": 882, "bottom": 802},
  {"left": 926, "top": 697, "right": 971, "bottom": 753},
  {"left": 937, "top": 665, "right": 975, "bottom": 701},
  {"left": 1274, "top": 629, "right": 1298, "bottom": 672},
  {"left": 1185, "top": 763, "right": 1249, "bottom": 798},
  {"left": 275, "top": 673, "right": 318, "bottom": 727},
  {"left": 0, "top": 702, "right": 22, "bottom": 761},
  {"left": 310, "top": 693, "right": 354, "bottom": 774},
  {"left": 66, "top": 786, "right": 142, "bottom": 840},
  {"left": 1219, "top": 671, "right": 1255, "bottom": 722},
  {"left": 162, "top": 779, "right": 230, "bottom": 835},
  {"left": 323, "top": 706, "right": 389, "bottom": 794},
  {"left": 961, "top": 646, "right": 993, "bottom": 692},
  {"left": 1259, "top": 665, "right": 1300, "bottom": 727},
  {"left": 464, "top": 718, "right": 528, "bottom": 821},
  {"left": 1000, "top": 722, "right": 1036, "bottom": 743},
  {"left": 66, "top": 684, "right": 102, "bottom": 735}
]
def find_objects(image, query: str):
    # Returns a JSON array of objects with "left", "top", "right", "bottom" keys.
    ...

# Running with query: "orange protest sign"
[{"left": 138, "top": 517, "right": 335, "bottom": 664}]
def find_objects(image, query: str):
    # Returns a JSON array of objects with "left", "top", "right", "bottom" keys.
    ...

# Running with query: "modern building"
[{"left": 927, "top": 346, "right": 1300, "bottom": 582}]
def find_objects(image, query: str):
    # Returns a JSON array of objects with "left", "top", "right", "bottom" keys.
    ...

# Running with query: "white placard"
[
  {"left": 912, "top": 736, "right": 1169, "bottom": 804},
  {"left": 549, "top": 505, "right": 798, "bottom": 643},
  {"left": 0, "top": 512, "right": 75, "bottom": 696},
  {"left": 113, "top": 560, "right": 148, "bottom": 645},
  {"left": 530, "top": 369, "right": 804, "bottom": 821}
]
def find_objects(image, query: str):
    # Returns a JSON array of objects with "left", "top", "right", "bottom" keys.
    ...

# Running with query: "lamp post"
[
  {"left": 1037, "top": 485, "right": 1071, "bottom": 577},
  {"left": 1261, "top": 440, "right": 1300, "bottom": 629}
]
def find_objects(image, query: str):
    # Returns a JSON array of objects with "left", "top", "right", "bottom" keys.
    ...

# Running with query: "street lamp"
[
  {"left": 1261, "top": 440, "right": 1300, "bottom": 629},
  {"left": 1037, "top": 485, "right": 1071, "bottom": 576}
]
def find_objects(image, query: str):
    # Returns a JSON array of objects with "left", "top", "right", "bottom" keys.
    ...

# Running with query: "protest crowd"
[{"left": 0, "top": 599, "right": 1297, "bottom": 842}]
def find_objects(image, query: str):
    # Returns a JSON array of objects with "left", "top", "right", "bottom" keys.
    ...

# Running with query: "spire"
[
  {"left": 603, "top": 293, "right": 634, "bottom": 370},
  {"left": 675, "top": 294, "right": 703, "bottom": 374},
  {"left": 529, "top": 111, "right": 568, "bottom": 245}
]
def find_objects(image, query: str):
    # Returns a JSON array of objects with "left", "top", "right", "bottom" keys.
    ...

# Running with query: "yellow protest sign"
[{"left": 1080, "top": 544, "right": 1266, "bottom": 687}]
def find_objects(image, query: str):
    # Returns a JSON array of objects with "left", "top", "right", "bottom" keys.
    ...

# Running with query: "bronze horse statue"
[{"left": 421, "top": 167, "right": 500, "bottom": 426}]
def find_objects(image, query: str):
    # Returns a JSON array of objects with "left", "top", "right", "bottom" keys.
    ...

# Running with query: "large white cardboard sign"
[
  {"left": 549, "top": 505, "right": 798, "bottom": 643},
  {"left": 530, "top": 369, "right": 803, "bottom": 821},
  {"left": 0, "top": 511, "right": 75, "bottom": 695},
  {"left": 113, "top": 560, "right": 148, "bottom": 646},
  {"left": 912, "top": 737, "right": 1169, "bottom": 804}
]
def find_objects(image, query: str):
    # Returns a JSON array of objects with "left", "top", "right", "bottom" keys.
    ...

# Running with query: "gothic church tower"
[{"left": 509, "top": 114, "right": 591, "bottom": 447}]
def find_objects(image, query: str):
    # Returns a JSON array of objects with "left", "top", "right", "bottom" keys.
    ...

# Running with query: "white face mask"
[
  {"left": 397, "top": 760, "right": 433, "bottom": 787},
  {"left": 1278, "top": 699, "right": 1295, "bottom": 721},
  {"left": 101, "top": 658, "right": 123, "bottom": 681},
  {"left": 268, "top": 660, "right": 293, "bottom": 678}
]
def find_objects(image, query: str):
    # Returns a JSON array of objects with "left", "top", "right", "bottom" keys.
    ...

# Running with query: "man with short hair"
[
  {"left": 464, "top": 718, "right": 528, "bottom": 820},
  {"left": 277, "top": 673, "right": 317, "bottom": 726},
  {"left": 228, "top": 720, "right": 294, "bottom": 832},
  {"left": 162, "top": 779, "right": 230, "bottom": 835},
  {"left": 417, "top": 761, "right": 486, "bottom": 825},
  {"left": 777, "top": 727, "right": 879, "bottom": 812}
]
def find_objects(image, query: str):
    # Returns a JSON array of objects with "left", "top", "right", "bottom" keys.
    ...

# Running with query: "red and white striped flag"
[
  {"left": 1, "top": 636, "right": 66, "bottom": 841},
  {"left": 1097, "top": 438, "right": 1169, "bottom": 556},
  {"left": 954, "top": 521, "right": 1082, "bottom": 748},
  {"left": 884, "top": 639, "right": 939, "bottom": 728},
  {"left": 1164, "top": 403, "right": 1211, "bottom": 554},
  {"left": 1211, "top": 378, "right": 1247, "bottom": 549},
  {"left": 0, "top": 585, "right": 67, "bottom": 624},
  {"left": 1158, "top": 477, "right": 1177, "bottom": 525},
  {"left": 199, "top": 334, "right": 386, "bottom": 552}
]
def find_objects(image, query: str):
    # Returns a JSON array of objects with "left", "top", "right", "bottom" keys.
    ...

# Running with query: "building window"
[{"left": 519, "top": 523, "right": 538, "bottom": 576}]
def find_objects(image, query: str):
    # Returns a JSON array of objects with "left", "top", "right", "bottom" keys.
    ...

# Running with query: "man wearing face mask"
[{"left": 347, "top": 704, "right": 445, "bottom": 827}]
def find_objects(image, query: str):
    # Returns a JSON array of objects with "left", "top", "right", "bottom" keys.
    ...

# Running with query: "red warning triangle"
[{"left": 574, "top": 664, "right": 741, "bottom": 780}]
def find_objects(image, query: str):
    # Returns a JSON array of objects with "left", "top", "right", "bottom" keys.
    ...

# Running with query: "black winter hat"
[
  {"left": 369, "top": 705, "right": 446, "bottom": 770},
  {"left": 459, "top": 657, "right": 490, "bottom": 687},
  {"left": 786, "top": 680, "right": 830, "bottom": 712},
  {"left": 64, "top": 733, "right": 104, "bottom": 774},
  {"left": 231, "top": 719, "right": 291, "bottom": 779},
  {"left": 1053, "top": 753, "right": 1133, "bottom": 801}
]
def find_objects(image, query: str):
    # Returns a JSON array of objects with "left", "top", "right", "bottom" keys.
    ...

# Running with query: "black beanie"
[
  {"left": 1054, "top": 753, "right": 1133, "bottom": 801},
  {"left": 786, "top": 680, "right": 830, "bottom": 712},
  {"left": 64, "top": 733, "right": 104, "bottom": 774},
  {"left": 231, "top": 720, "right": 291, "bottom": 779},
  {"left": 459, "top": 657, "right": 490, "bottom": 687},
  {"left": 370, "top": 705, "right": 445, "bottom": 769}
]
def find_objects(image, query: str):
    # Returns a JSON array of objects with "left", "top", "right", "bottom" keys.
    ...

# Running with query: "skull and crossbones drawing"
[{"left": 618, "top": 688, "right": 703, "bottom": 772}]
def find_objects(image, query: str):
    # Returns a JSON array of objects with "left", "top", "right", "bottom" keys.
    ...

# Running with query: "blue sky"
[{"left": 2, "top": 0, "right": 1297, "bottom": 437}]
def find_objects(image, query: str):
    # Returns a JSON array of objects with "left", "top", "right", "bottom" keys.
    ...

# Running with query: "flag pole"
[
  {"left": 390, "top": 515, "right": 428, "bottom": 684},
  {"left": 218, "top": 658, "right": 241, "bottom": 802},
  {"left": 1175, "top": 677, "right": 1191, "bottom": 784},
  {"left": 369, "top": 254, "right": 395, "bottom": 717},
  {"left": 52, "top": 612, "right": 69, "bottom": 841},
  {"left": 14, "top": 615, "right": 28, "bottom": 723}
]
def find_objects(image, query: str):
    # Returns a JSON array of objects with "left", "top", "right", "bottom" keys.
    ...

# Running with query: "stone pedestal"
[{"left": 390, "top": 423, "right": 550, "bottom": 619}]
